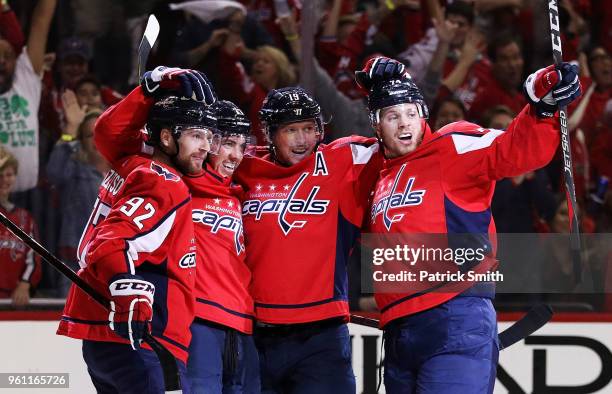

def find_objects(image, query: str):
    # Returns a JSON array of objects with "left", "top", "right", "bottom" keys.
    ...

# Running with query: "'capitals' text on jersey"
[
  {"left": 370, "top": 163, "right": 426, "bottom": 230},
  {"left": 192, "top": 207, "right": 245, "bottom": 255},
  {"left": 241, "top": 171, "right": 331, "bottom": 235}
]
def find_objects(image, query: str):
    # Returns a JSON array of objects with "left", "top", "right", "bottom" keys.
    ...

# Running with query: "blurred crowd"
[{"left": 0, "top": 0, "right": 610, "bottom": 311}]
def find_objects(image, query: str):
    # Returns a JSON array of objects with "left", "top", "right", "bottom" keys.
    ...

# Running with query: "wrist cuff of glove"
[
  {"left": 523, "top": 84, "right": 557, "bottom": 118},
  {"left": 532, "top": 102, "right": 557, "bottom": 118},
  {"left": 108, "top": 274, "right": 155, "bottom": 303}
]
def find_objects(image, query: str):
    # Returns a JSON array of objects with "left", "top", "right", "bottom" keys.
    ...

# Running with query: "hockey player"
[
  {"left": 88, "top": 84, "right": 260, "bottom": 391},
  {"left": 232, "top": 87, "right": 381, "bottom": 393},
  {"left": 363, "top": 59, "right": 581, "bottom": 392},
  {"left": 186, "top": 101, "right": 260, "bottom": 393},
  {"left": 57, "top": 67, "right": 216, "bottom": 393}
]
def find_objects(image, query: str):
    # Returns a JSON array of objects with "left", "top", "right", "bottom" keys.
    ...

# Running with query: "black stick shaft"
[
  {"left": 548, "top": 0, "right": 582, "bottom": 281},
  {"left": 0, "top": 211, "right": 107, "bottom": 306},
  {"left": 0, "top": 210, "right": 181, "bottom": 391}
]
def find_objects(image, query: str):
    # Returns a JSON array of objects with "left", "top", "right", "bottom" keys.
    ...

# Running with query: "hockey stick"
[
  {"left": 0, "top": 211, "right": 182, "bottom": 393},
  {"left": 498, "top": 304, "right": 553, "bottom": 350},
  {"left": 350, "top": 314, "right": 379, "bottom": 328},
  {"left": 133, "top": 15, "right": 182, "bottom": 392},
  {"left": 137, "top": 14, "right": 160, "bottom": 79},
  {"left": 350, "top": 303, "right": 554, "bottom": 350},
  {"left": 548, "top": 0, "right": 581, "bottom": 283}
]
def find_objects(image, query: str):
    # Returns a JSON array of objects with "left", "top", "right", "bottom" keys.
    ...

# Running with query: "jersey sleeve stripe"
[
  {"left": 350, "top": 143, "right": 379, "bottom": 164},
  {"left": 450, "top": 129, "right": 505, "bottom": 154}
]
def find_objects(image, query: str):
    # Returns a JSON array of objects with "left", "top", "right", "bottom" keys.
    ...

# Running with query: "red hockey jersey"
[
  {"left": 57, "top": 96, "right": 196, "bottom": 363},
  {"left": 186, "top": 168, "right": 254, "bottom": 334},
  {"left": 368, "top": 105, "right": 560, "bottom": 327},
  {"left": 234, "top": 137, "right": 381, "bottom": 324},
  {"left": 0, "top": 205, "right": 41, "bottom": 297},
  {"left": 88, "top": 86, "right": 255, "bottom": 334}
]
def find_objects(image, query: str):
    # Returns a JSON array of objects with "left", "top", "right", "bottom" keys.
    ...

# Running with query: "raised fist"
[
  {"left": 355, "top": 57, "right": 409, "bottom": 91},
  {"left": 524, "top": 62, "right": 581, "bottom": 117},
  {"left": 141, "top": 66, "right": 217, "bottom": 105}
]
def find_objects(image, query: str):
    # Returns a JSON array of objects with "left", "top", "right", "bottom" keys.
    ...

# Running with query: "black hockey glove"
[
  {"left": 355, "top": 56, "right": 409, "bottom": 91},
  {"left": 140, "top": 66, "right": 216, "bottom": 105}
]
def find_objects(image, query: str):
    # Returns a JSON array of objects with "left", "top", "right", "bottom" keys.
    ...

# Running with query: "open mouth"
[
  {"left": 398, "top": 132, "right": 413, "bottom": 142},
  {"left": 222, "top": 162, "right": 237, "bottom": 172}
]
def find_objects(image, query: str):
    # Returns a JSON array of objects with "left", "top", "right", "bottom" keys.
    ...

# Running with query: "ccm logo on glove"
[{"left": 111, "top": 280, "right": 155, "bottom": 294}]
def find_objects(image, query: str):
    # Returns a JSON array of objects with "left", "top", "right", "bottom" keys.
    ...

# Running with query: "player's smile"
[
  {"left": 272, "top": 120, "right": 320, "bottom": 166},
  {"left": 291, "top": 147, "right": 308, "bottom": 155},
  {"left": 209, "top": 135, "right": 247, "bottom": 177},
  {"left": 222, "top": 161, "right": 236, "bottom": 171}
]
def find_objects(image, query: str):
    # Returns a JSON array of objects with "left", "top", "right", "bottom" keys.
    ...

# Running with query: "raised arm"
[
  {"left": 441, "top": 29, "right": 484, "bottom": 92},
  {"left": 27, "top": 0, "right": 57, "bottom": 75},
  {"left": 445, "top": 63, "right": 582, "bottom": 182},
  {"left": 420, "top": 16, "right": 458, "bottom": 105},
  {"left": 321, "top": 0, "right": 343, "bottom": 39},
  {"left": 96, "top": 66, "right": 216, "bottom": 163},
  {"left": 94, "top": 87, "right": 153, "bottom": 163}
]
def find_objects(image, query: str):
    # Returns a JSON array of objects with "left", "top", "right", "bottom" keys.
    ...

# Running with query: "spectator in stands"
[
  {"left": 277, "top": 11, "right": 372, "bottom": 138},
  {"left": 474, "top": 0, "right": 534, "bottom": 49},
  {"left": 399, "top": 1, "right": 489, "bottom": 112},
  {"left": 590, "top": 98, "right": 612, "bottom": 181},
  {"left": 571, "top": 45, "right": 612, "bottom": 148},
  {"left": 74, "top": 75, "right": 104, "bottom": 110},
  {"left": 173, "top": 2, "right": 273, "bottom": 71},
  {"left": 376, "top": 0, "right": 433, "bottom": 54},
  {"left": 582, "top": 97, "right": 611, "bottom": 234},
  {"left": 243, "top": 0, "right": 301, "bottom": 49},
  {"left": 46, "top": 91, "right": 107, "bottom": 296},
  {"left": 316, "top": 0, "right": 403, "bottom": 99},
  {"left": 399, "top": 1, "right": 473, "bottom": 80},
  {"left": 432, "top": 97, "right": 466, "bottom": 131},
  {"left": 0, "top": 147, "right": 41, "bottom": 306},
  {"left": 558, "top": 0, "right": 589, "bottom": 62},
  {"left": 592, "top": 0, "right": 612, "bottom": 57},
  {"left": 40, "top": 37, "right": 123, "bottom": 139},
  {"left": 468, "top": 32, "right": 527, "bottom": 122},
  {"left": 216, "top": 44, "right": 296, "bottom": 144},
  {"left": 416, "top": 9, "right": 459, "bottom": 106},
  {"left": 539, "top": 196, "right": 581, "bottom": 294},
  {"left": 0, "top": 0, "right": 56, "bottom": 193}
]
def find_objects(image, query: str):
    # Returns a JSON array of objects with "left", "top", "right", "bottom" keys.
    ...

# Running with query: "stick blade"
[
  {"left": 137, "top": 14, "right": 160, "bottom": 78},
  {"left": 498, "top": 304, "right": 553, "bottom": 350}
]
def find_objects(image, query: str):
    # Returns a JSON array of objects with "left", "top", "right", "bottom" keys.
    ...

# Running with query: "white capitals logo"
[
  {"left": 371, "top": 164, "right": 426, "bottom": 230},
  {"left": 242, "top": 172, "right": 330, "bottom": 235},
  {"left": 192, "top": 210, "right": 245, "bottom": 255}
]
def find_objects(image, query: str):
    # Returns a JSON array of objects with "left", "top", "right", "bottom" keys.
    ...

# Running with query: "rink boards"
[{"left": 0, "top": 312, "right": 610, "bottom": 393}]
